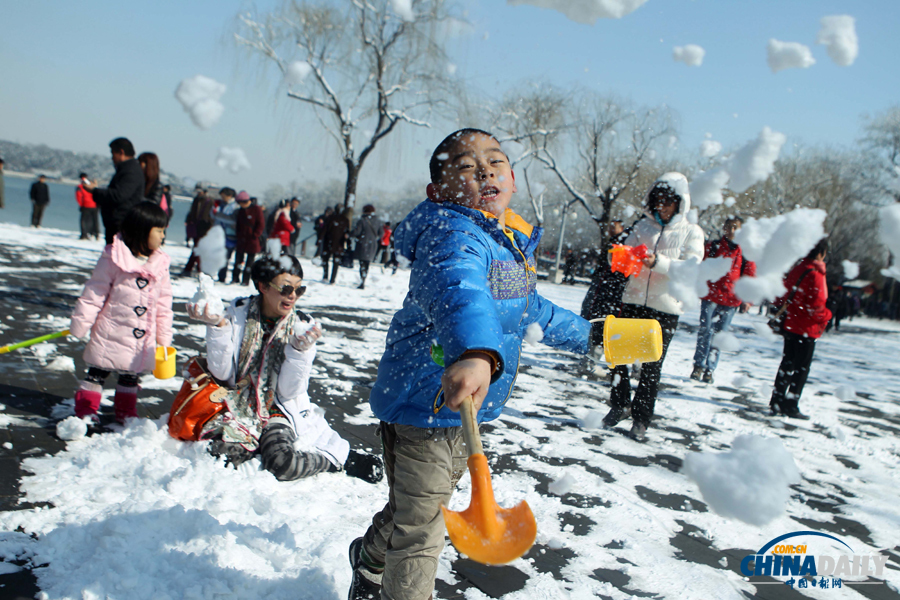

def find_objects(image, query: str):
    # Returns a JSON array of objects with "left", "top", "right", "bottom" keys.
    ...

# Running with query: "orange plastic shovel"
[{"left": 441, "top": 396, "right": 537, "bottom": 565}]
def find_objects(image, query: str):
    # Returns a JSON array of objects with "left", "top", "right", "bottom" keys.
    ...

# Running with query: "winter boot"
[
  {"left": 113, "top": 385, "right": 139, "bottom": 424},
  {"left": 689, "top": 365, "right": 704, "bottom": 381},
  {"left": 701, "top": 369, "right": 714, "bottom": 384},
  {"left": 629, "top": 421, "right": 648, "bottom": 442},
  {"left": 348, "top": 537, "right": 383, "bottom": 600},
  {"left": 602, "top": 405, "right": 631, "bottom": 428},
  {"left": 74, "top": 383, "right": 102, "bottom": 419}
]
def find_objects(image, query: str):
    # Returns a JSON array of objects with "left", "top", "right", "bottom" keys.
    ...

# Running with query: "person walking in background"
[
  {"left": 233, "top": 191, "right": 264, "bottom": 285},
  {"left": 214, "top": 187, "right": 239, "bottom": 283},
  {"left": 769, "top": 238, "right": 831, "bottom": 420},
  {"left": 29, "top": 174, "right": 50, "bottom": 228},
  {"left": 690, "top": 216, "right": 756, "bottom": 384},
  {"left": 84, "top": 138, "right": 145, "bottom": 245},
  {"left": 181, "top": 184, "right": 215, "bottom": 276},
  {"left": 602, "top": 173, "right": 704, "bottom": 441},
  {"left": 76, "top": 172, "right": 99, "bottom": 240},
  {"left": 0, "top": 157, "right": 5, "bottom": 209},
  {"left": 581, "top": 219, "right": 630, "bottom": 345},
  {"left": 379, "top": 221, "right": 393, "bottom": 264},
  {"left": 352, "top": 204, "right": 380, "bottom": 289},
  {"left": 313, "top": 206, "right": 333, "bottom": 258},
  {"left": 289, "top": 197, "right": 303, "bottom": 256},
  {"left": 138, "top": 152, "right": 163, "bottom": 206},
  {"left": 321, "top": 206, "right": 350, "bottom": 284},
  {"left": 69, "top": 202, "right": 173, "bottom": 425},
  {"left": 268, "top": 200, "right": 295, "bottom": 255},
  {"left": 160, "top": 184, "right": 173, "bottom": 219}
]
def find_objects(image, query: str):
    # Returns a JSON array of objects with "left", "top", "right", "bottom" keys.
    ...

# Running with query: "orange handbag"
[{"left": 168, "top": 356, "right": 229, "bottom": 441}]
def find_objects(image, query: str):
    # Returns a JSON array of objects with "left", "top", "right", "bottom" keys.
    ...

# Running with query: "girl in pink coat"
[{"left": 70, "top": 202, "right": 174, "bottom": 423}]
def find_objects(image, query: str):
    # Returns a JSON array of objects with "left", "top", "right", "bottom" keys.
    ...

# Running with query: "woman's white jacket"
[
  {"left": 205, "top": 298, "right": 349, "bottom": 466},
  {"left": 621, "top": 173, "right": 705, "bottom": 316}
]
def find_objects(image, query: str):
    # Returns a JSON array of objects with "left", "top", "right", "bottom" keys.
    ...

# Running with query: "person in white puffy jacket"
[
  {"left": 602, "top": 173, "right": 704, "bottom": 441},
  {"left": 187, "top": 255, "right": 383, "bottom": 482}
]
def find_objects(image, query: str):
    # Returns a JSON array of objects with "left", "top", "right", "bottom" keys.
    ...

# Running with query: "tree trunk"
[{"left": 344, "top": 162, "right": 360, "bottom": 209}]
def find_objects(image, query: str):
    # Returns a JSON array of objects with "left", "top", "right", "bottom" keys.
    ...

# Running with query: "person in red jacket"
[
  {"left": 769, "top": 237, "right": 831, "bottom": 419},
  {"left": 269, "top": 200, "right": 295, "bottom": 254},
  {"left": 76, "top": 172, "right": 100, "bottom": 240},
  {"left": 233, "top": 191, "right": 265, "bottom": 285},
  {"left": 691, "top": 216, "right": 757, "bottom": 383}
]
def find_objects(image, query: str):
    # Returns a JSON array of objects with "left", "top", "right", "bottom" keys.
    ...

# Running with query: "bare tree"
[
  {"left": 860, "top": 105, "right": 900, "bottom": 204},
  {"left": 235, "top": 0, "right": 462, "bottom": 208}
]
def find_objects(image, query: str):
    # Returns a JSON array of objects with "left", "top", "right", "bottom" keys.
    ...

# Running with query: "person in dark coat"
[
  {"left": 313, "top": 207, "right": 333, "bottom": 258},
  {"left": 352, "top": 204, "right": 381, "bottom": 289},
  {"left": 581, "top": 219, "right": 630, "bottom": 344},
  {"left": 84, "top": 138, "right": 145, "bottom": 245},
  {"left": 181, "top": 185, "right": 215, "bottom": 276},
  {"left": 29, "top": 174, "right": 51, "bottom": 227},
  {"left": 321, "top": 206, "right": 350, "bottom": 284},
  {"left": 233, "top": 191, "right": 265, "bottom": 285},
  {"left": 288, "top": 197, "right": 303, "bottom": 255},
  {"left": 769, "top": 238, "right": 832, "bottom": 420},
  {"left": 139, "top": 152, "right": 163, "bottom": 206}
]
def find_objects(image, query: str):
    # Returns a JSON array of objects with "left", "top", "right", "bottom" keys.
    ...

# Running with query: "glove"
[
  {"left": 344, "top": 450, "right": 384, "bottom": 484},
  {"left": 289, "top": 321, "right": 322, "bottom": 352},
  {"left": 187, "top": 302, "right": 224, "bottom": 326}
]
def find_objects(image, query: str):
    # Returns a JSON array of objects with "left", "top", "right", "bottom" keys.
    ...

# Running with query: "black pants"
[
  {"left": 85, "top": 367, "right": 140, "bottom": 388},
  {"left": 322, "top": 252, "right": 341, "bottom": 283},
  {"left": 80, "top": 207, "right": 100, "bottom": 239},
  {"left": 217, "top": 247, "right": 236, "bottom": 283},
  {"left": 609, "top": 304, "right": 679, "bottom": 425},
  {"left": 359, "top": 260, "right": 370, "bottom": 284},
  {"left": 31, "top": 202, "right": 47, "bottom": 227},
  {"left": 233, "top": 250, "right": 256, "bottom": 285},
  {"left": 771, "top": 332, "right": 817, "bottom": 413}
]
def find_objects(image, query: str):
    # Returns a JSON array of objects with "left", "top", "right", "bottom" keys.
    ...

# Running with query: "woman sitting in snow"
[{"left": 187, "top": 255, "right": 383, "bottom": 483}]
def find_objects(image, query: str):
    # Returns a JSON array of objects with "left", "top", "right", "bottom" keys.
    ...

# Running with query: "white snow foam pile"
[
  {"left": 548, "top": 472, "right": 576, "bottom": 496},
  {"left": 190, "top": 273, "right": 225, "bottom": 317},
  {"left": 879, "top": 204, "right": 900, "bottom": 279},
  {"left": 506, "top": 0, "right": 648, "bottom": 25},
  {"left": 174, "top": 75, "right": 226, "bottom": 130},
  {"left": 766, "top": 39, "right": 816, "bottom": 73},
  {"left": 216, "top": 147, "right": 251, "bottom": 174},
  {"left": 55, "top": 416, "right": 88, "bottom": 441},
  {"left": 733, "top": 208, "right": 827, "bottom": 304},
  {"left": 673, "top": 44, "right": 705, "bottom": 67},
  {"left": 194, "top": 225, "right": 228, "bottom": 277},
  {"left": 682, "top": 434, "right": 800, "bottom": 526},
  {"left": 816, "top": 15, "right": 858, "bottom": 67}
]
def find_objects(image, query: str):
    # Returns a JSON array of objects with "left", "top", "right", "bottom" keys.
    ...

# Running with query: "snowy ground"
[{"left": 0, "top": 222, "right": 898, "bottom": 600}]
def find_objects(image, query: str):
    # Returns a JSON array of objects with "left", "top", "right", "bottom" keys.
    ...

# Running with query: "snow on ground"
[{"left": 1, "top": 223, "right": 899, "bottom": 599}]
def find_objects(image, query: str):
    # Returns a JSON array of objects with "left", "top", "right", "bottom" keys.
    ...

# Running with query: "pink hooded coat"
[{"left": 70, "top": 235, "right": 174, "bottom": 373}]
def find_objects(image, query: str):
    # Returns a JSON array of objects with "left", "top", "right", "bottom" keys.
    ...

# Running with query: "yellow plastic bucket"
[
  {"left": 602, "top": 315, "right": 663, "bottom": 368},
  {"left": 154, "top": 346, "right": 177, "bottom": 379}
]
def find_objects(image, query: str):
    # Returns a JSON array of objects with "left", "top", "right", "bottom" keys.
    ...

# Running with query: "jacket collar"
[
  {"left": 436, "top": 202, "right": 543, "bottom": 259},
  {"left": 109, "top": 234, "right": 169, "bottom": 277}
]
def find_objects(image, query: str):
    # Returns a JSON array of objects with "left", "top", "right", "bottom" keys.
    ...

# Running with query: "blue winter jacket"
[{"left": 368, "top": 200, "right": 591, "bottom": 428}]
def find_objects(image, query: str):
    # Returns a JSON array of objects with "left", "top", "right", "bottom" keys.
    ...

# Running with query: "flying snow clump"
[
  {"left": 285, "top": 61, "right": 312, "bottom": 86},
  {"left": 816, "top": 15, "right": 858, "bottom": 67},
  {"left": 216, "top": 147, "right": 251, "bottom": 174},
  {"left": 667, "top": 256, "right": 731, "bottom": 310},
  {"left": 683, "top": 434, "right": 800, "bottom": 526},
  {"left": 727, "top": 127, "right": 786, "bottom": 193},
  {"left": 524, "top": 322, "right": 544, "bottom": 344},
  {"left": 673, "top": 44, "right": 705, "bottom": 67},
  {"left": 690, "top": 168, "right": 729, "bottom": 211},
  {"left": 391, "top": 0, "right": 415, "bottom": 21},
  {"left": 842, "top": 260, "right": 859, "bottom": 280},
  {"left": 506, "top": 0, "right": 648, "bottom": 25},
  {"left": 878, "top": 204, "right": 900, "bottom": 279},
  {"left": 700, "top": 140, "right": 722, "bottom": 158},
  {"left": 194, "top": 226, "right": 228, "bottom": 277},
  {"left": 766, "top": 39, "right": 816, "bottom": 73},
  {"left": 174, "top": 75, "right": 226, "bottom": 130}
]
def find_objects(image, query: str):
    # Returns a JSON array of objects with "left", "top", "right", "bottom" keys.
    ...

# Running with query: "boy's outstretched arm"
[{"left": 441, "top": 351, "right": 495, "bottom": 412}]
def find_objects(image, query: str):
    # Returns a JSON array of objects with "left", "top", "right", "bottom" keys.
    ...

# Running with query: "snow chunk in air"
[
  {"left": 816, "top": 15, "right": 858, "bottom": 67},
  {"left": 524, "top": 322, "right": 544, "bottom": 344},
  {"left": 194, "top": 226, "right": 228, "bottom": 277},
  {"left": 699, "top": 139, "right": 722, "bottom": 158},
  {"left": 174, "top": 75, "right": 226, "bottom": 130},
  {"left": 216, "top": 147, "right": 251, "bottom": 174},
  {"left": 879, "top": 204, "right": 900, "bottom": 279},
  {"left": 285, "top": 61, "right": 312, "bottom": 86},
  {"left": 506, "top": 0, "right": 648, "bottom": 25},
  {"left": 682, "top": 434, "right": 800, "bottom": 526},
  {"left": 842, "top": 260, "right": 859, "bottom": 280},
  {"left": 767, "top": 39, "right": 816, "bottom": 73},
  {"left": 727, "top": 127, "right": 786, "bottom": 193},
  {"left": 391, "top": 0, "right": 415, "bottom": 21},
  {"left": 673, "top": 44, "right": 705, "bottom": 67}
]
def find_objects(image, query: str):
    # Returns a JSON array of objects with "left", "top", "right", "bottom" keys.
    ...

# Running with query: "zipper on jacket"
[{"left": 643, "top": 223, "right": 665, "bottom": 307}]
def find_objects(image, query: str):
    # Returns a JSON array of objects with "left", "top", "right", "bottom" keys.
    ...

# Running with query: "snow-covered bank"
[{"left": 1, "top": 223, "right": 898, "bottom": 599}]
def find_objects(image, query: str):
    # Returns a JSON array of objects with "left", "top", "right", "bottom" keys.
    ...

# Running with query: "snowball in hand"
[
  {"left": 190, "top": 273, "right": 225, "bottom": 317},
  {"left": 194, "top": 226, "right": 228, "bottom": 276},
  {"left": 682, "top": 435, "right": 800, "bottom": 526}
]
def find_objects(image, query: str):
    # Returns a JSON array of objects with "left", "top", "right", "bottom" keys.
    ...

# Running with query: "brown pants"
[{"left": 362, "top": 422, "right": 468, "bottom": 600}]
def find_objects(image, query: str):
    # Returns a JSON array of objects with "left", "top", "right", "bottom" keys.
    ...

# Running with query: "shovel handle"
[{"left": 459, "top": 396, "right": 483, "bottom": 456}]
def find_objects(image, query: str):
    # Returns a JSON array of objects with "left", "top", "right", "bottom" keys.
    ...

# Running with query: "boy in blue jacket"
[{"left": 348, "top": 129, "right": 592, "bottom": 600}]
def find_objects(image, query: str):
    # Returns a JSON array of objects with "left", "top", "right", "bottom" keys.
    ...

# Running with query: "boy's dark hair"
[
  {"left": 250, "top": 255, "right": 304, "bottom": 290},
  {"left": 805, "top": 237, "right": 829, "bottom": 261},
  {"left": 429, "top": 128, "right": 499, "bottom": 184},
  {"left": 0, "top": 157, "right": 6, "bottom": 164},
  {"left": 109, "top": 137, "right": 135, "bottom": 157},
  {"left": 120, "top": 201, "right": 169, "bottom": 256},
  {"left": 79, "top": 172, "right": 88, "bottom": 179},
  {"left": 220, "top": 187, "right": 236, "bottom": 198},
  {"left": 724, "top": 215, "right": 744, "bottom": 226}
]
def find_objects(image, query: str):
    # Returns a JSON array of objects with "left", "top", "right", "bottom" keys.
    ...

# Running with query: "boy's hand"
[{"left": 442, "top": 352, "right": 493, "bottom": 413}]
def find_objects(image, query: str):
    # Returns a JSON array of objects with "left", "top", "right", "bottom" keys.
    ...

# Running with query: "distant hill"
[{"left": 0, "top": 140, "right": 187, "bottom": 192}]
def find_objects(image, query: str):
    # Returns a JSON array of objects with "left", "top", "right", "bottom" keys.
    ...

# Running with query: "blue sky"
[{"left": 1, "top": 0, "right": 897, "bottom": 195}]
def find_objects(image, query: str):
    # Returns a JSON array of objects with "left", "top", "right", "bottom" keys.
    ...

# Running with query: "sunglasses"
[{"left": 268, "top": 282, "right": 306, "bottom": 298}]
